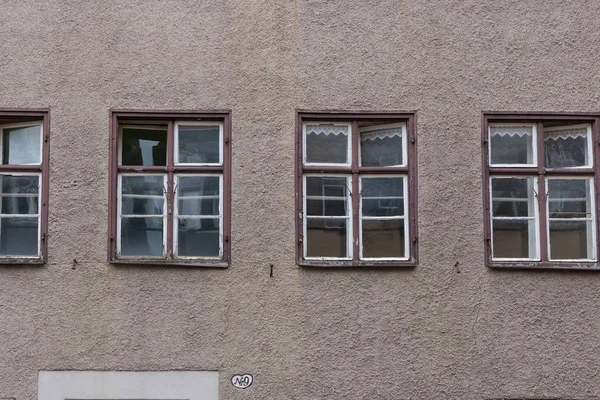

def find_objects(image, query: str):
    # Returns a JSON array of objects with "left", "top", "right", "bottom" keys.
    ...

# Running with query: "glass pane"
[
  {"left": 362, "top": 177, "right": 404, "bottom": 217},
  {"left": 121, "top": 175, "right": 164, "bottom": 196},
  {"left": 548, "top": 179, "right": 591, "bottom": 219},
  {"left": 120, "top": 217, "right": 164, "bottom": 256},
  {"left": 0, "top": 175, "right": 39, "bottom": 215},
  {"left": 177, "top": 125, "right": 220, "bottom": 164},
  {"left": 177, "top": 218, "right": 220, "bottom": 257},
  {"left": 3, "top": 125, "right": 41, "bottom": 165},
  {"left": 306, "top": 176, "right": 348, "bottom": 217},
  {"left": 121, "top": 126, "right": 167, "bottom": 166},
  {"left": 121, "top": 197, "right": 164, "bottom": 216},
  {"left": 178, "top": 176, "right": 220, "bottom": 216},
  {"left": 490, "top": 125, "right": 534, "bottom": 165},
  {"left": 0, "top": 217, "right": 38, "bottom": 256},
  {"left": 544, "top": 125, "right": 590, "bottom": 168},
  {"left": 549, "top": 220, "right": 592, "bottom": 260},
  {"left": 305, "top": 124, "right": 349, "bottom": 164},
  {"left": 491, "top": 178, "right": 535, "bottom": 217},
  {"left": 360, "top": 126, "right": 403, "bottom": 167},
  {"left": 362, "top": 219, "right": 405, "bottom": 258},
  {"left": 492, "top": 219, "right": 536, "bottom": 259},
  {"left": 306, "top": 218, "right": 348, "bottom": 258}
]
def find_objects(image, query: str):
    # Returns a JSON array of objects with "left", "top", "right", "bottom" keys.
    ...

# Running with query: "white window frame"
[
  {"left": 303, "top": 174, "right": 353, "bottom": 261},
  {"left": 488, "top": 123, "right": 538, "bottom": 168},
  {"left": 0, "top": 172, "right": 42, "bottom": 258},
  {"left": 174, "top": 121, "right": 224, "bottom": 166},
  {"left": 489, "top": 176, "right": 541, "bottom": 261},
  {"left": 302, "top": 122, "right": 352, "bottom": 167},
  {"left": 173, "top": 173, "right": 223, "bottom": 259},
  {"left": 358, "top": 122, "right": 407, "bottom": 168},
  {"left": 117, "top": 173, "right": 168, "bottom": 258},
  {"left": 0, "top": 122, "right": 43, "bottom": 166},
  {"left": 359, "top": 174, "right": 409, "bottom": 261},
  {"left": 546, "top": 176, "right": 597, "bottom": 261},
  {"left": 543, "top": 123, "right": 593, "bottom": 169}
]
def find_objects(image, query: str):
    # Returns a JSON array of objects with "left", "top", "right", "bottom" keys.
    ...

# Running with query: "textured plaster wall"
[{"left": 1, "top": 0, "right": 600, "bottom": 399}]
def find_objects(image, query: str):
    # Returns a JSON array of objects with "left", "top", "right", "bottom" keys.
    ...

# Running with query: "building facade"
[{"left": 2, "top": 0, "right": 600, "bottom": 399}]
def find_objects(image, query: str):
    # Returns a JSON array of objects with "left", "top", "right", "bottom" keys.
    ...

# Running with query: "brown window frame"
[
  {"left": 108, "top": 110, "right": 231, "bottom": 267},
  {"left": 482, "top": 112, "right": 600, "bottom": 270},
  {"left": 0, "top": 109, "right": 50, "bottom": 264},
  {"left": 296, "top": 111, "right": 418, "bottom": 267}
]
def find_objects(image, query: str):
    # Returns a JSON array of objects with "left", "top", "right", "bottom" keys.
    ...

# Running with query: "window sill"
[
  {"left": 299, "top": 260, "right": 417, "bottom": 268},
  {"left": 0, "top": 257, "right": 45, "bottom": 265},
  {"left": 488, "top": 261, "right": 600, "bottom": 270},
  {"left": 110, "top": 258, "right": 229, "bottom": 268}
]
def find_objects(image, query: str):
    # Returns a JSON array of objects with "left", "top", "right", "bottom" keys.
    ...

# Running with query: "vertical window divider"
[
  {"left": 166, "top": 120, "right": 175, "bottom": 258},
  {"left": 594, "top": 117, "right": 600, "bottom": 262},
  {"left": 536, "top": 122, "right": 549, "bottom": 262},
  {"left": 351, "top": 121, "right": 360, "bottom": 261}
]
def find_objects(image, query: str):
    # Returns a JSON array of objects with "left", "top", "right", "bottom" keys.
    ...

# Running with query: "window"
[
  {"left": 483, "top": 113, "right": 599, "bottom": 269},
  {"left": 0, "top": 109, "right": 48, "bottom": 263},
  {"left": 296, "top": 111, "right": 418, "bottom": 267},
  {"left": 109, "top": 110, "right": 231, "bottom": 266}
]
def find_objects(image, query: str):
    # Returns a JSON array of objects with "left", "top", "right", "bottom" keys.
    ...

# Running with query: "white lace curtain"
[{"left": 490, "top": 126, "right": 587, "bottom": 141}]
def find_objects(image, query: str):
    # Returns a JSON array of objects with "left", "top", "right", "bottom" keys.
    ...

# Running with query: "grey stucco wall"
[{"left": 2, "top": 0, "right": 600, "bottom": 399}]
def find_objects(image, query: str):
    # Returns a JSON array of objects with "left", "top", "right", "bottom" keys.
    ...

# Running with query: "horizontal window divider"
[
  {"left": 548, "top": 198, "right": 588, "bottom": 202},
  {"left": 358, "top": 167, "right": 408, "bottom": 173},
  {"left": 299, "top": 260, "right": 417, "bottom": 268},
  {"left": 545, "top": 169, "right": 595, "bottom": 175},
  {"left": 0, "top": 193, "right": 39, "bottom": 197},
  {"left": 121, "top": 194, "right": 164, "bottom": 199},
  {"left": 302, "top": 166, "right": 352, "bottom": 173},
  {"left": 491, "top": 216, "right": 535, "bottom": 220},
  {"left": 548, "top": 217, "right": 593, "bottom": 221},
  {"left": 173, "top": 166, "right": 224, "bottom": 173},
  {"left": 120, "top": 214, "right": 165, "bottom": 218},
  {"left": 305, "top": 195, "right": 348, "bottom": 200},
  {"left": 361, "top": 196, "right": 404, "bottom": 200},
  {"left": 492, "top": 197, "right": 529, "bottom": 202},
  {"left": 178, "top": 195, "right": 220, "bottom": 199},
  {"left": 0, "top": 214, "right": 39, "bottom": 217},
  {"left": 0, "top": 165, "right": 43, "bottom": 172},
  {"left": 110, "top": 259, "right": 230, "bottom": 268},
  {"left": 118, "top": 166, "right": 168, "bottom": 172},
  {"left": 176, "top": 215, "right": 221, "bottom": 219},
  {"left": 489, "top": 167, "right": 539, "bottom": 174},
  {"left": 361, "top": 216, "right": 404, "bottom": 220},
  {"left": 305, "top": 215, "right": 350, "bottom": 219}
]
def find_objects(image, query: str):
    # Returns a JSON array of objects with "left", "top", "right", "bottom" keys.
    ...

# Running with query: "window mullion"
[
  {"left": 351, "top": 121, "right": 360, "bottom": 261},
  {"left": 166, "top": 120, "right": 175, "bottom": 258},
  {"left": 536, "top": 122, "right": 549, "bottom": 262}
]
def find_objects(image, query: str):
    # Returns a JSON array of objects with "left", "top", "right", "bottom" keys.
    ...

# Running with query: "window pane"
[
  {"left": 306, "top": 218, "right": 348, "bottom": 258},
  {"left": 492, "top": 219, "right": 536, "bottom": 259},
  {"left": 0, "top": 175, "right": 39, "bottom": 215},
  {"left": 490, "top": 125, "right": 534, "bottom": 165},
  {"left": 548, "top": 179, "right": 591, "bottom": 219},
  {"left": 178, "top": 176, "right": 220, "bottom": 216},
  {"left": 121, "top": 126, "right": 167, "bottom": 166},
  {"left": 122, "top": 175, "right": 164, "bottom": 196},
  {"left": 360, "top": 126, "right": 403, "bottom": 167},
  {"left": 306, "top": 176, "right": 349, "bottom": 217},
  {"left": 0, "top": 217, "right": 38, "bottom": 256},
  {"left": 121, "top": 197, "right": 164, "bottom": 216},
  {"left": 177, "top": 125, "right": 220, "bottom": 164},
  {"left": 491, "top": 178, "right": 535, "bottom": 217},
  {"left": 362, "top": 219, "right": 405, "bottom": 258},
  {"left": 2, "top": 125, "right": 41, "bottom": 165},
  {"left": 544, "top": 125, "right": 590, "bottom": 168},
  {"left": 362, "top": 177, "right": 404, "bottom": 217},
  {"left": 305, "top": 124, "right": 349, "bottom": 164},
  {"left": 549, "top": 220, "right": 593, "bottom": 260},
  {"left": 177, "top": 218, "right": 220, "bottom": 257},
  {"left": 120, "top": 217, "right": 163, "bottom": 256}
]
